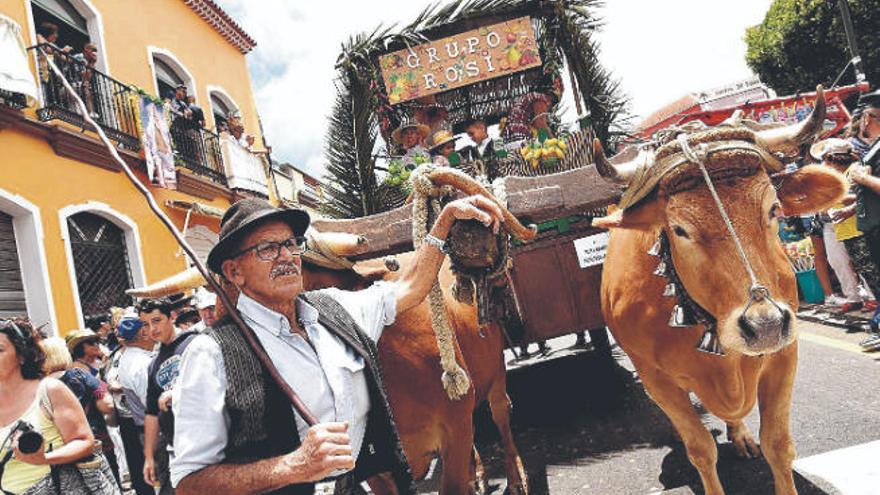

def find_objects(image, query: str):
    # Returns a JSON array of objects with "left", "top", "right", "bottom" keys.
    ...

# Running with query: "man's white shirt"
[{"left": 170, "top": 282, "right": 397, "bottom": 487}]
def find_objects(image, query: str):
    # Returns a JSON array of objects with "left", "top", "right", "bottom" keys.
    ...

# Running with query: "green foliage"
[
  {"left": 745, "top": 0, "right": 880, "bottom": 95},
  {"left": 324, "top": 0, "right": 631, "bottom": 218}
]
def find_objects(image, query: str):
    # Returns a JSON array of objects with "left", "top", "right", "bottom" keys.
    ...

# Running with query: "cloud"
[
  {"left": 217, "top": 0, "right": 771, "bottom": 177},
  {"left": 216, "top": 0, "right": 429, "bottom": 178}
]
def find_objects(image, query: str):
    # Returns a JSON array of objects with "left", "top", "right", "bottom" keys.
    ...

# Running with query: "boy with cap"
[{"left": 107, "top": 313, "right": 155, "bottom": 495}]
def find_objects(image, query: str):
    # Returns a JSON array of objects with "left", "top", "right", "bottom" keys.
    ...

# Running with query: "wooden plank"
[{"left": 312, "top": 165, "right": 621, "bottom": 259}]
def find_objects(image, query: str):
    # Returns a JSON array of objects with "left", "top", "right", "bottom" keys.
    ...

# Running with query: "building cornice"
[{"left": 183, "top": 0, "right": 257, "bottom": 54}]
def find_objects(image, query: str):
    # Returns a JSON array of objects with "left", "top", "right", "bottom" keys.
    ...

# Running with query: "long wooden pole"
[{"left": 40, "top": 48, "right": 319, "bottom": 426}]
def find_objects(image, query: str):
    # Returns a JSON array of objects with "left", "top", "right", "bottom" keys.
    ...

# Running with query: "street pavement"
[{"left": 412, "top": 320, "right": 880, "bottom": 494}]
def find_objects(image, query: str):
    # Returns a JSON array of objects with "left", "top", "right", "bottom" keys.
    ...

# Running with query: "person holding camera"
[{"left": 0, "top": 318, "right": 99, "bottom": 493}]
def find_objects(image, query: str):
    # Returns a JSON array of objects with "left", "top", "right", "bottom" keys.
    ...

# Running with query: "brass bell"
[
  {"left": 654, "top": 260, "right": 668, "bottom": 277},
  {"left": 696, "top": 325, "right": 725, "bottom": 355},
  {"left": 668, "top": 304, "right": 697, "bottom": 327},
  {"left": 663, "top": 283, "right": 676, "bottom": 297},
  {"left": 648, "top": 237, "right": 662, "bottom": 257}
]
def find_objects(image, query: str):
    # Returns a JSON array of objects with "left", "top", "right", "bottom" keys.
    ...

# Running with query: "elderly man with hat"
[{"left": 170, "top": 195, "right": 504, "bottom": 494}]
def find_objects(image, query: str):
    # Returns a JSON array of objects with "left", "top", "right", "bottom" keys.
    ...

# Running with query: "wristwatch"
[{"left": 424, "top": 234, "right": 448, "bottom": 254}]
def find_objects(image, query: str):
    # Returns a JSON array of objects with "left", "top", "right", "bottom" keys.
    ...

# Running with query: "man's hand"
[
  {"left": 285, "top": 422, "right": 354, "bottom": 483},
  {"left": 829, "top": 205, "right": 856, "bottom": 223},
  {"left": 438, "top": 195, "right": 505, "bottom": 235},
  {"left": 158, "top": 391, "right": 173, "bottom": 413},
  {"left": 850, "top": 165, "right": 872, "bottom": 184},
  {"left": 144, "top": 455, "right": 158, "bottom": 487}
]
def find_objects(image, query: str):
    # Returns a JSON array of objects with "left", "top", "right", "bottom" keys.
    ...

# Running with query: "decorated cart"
[{"left": 315, "top": 0, "right": 630, "bottom": 356}]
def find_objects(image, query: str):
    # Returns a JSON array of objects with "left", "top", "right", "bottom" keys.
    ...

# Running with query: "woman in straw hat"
[
  {"left": 427, "top": 129, "right": 459, "bottom": 166},
  {"left": 391, "top": 116, "right": 430, "bottom": 158}
]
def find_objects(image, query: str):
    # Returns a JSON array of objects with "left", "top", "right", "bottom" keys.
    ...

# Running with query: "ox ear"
[
  {"left": 776, "top": 164, "right": 847, "bottom": 216},
  {"left": 593, "top": 200, "right": 664, "bottom": 230}
]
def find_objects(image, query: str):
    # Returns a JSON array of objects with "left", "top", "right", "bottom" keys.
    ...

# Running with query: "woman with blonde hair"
[{"left": 40, "top": 337, "right": 72, "bottom": 378}]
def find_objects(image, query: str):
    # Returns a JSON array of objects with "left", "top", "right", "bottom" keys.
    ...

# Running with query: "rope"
[
  {"left": 676, "top": 134, "right": 767, "bottom": 300},
  {"left": 410, "top": 164, "right": 471, "bottom": 401}
]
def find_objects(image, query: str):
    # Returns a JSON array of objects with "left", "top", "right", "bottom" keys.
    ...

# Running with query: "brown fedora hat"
[{"left": 207, "top": 198, "right": 309, "bottom": 273}]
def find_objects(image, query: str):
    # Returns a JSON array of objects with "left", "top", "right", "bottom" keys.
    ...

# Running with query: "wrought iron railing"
[
  {"left": 168, "top": 110, "right": 226, "bottom": 185},
  {"left": 29, "top": 43, "right": 141, "bottom": 150},
  {"left": 0, "top": 89, "right": 27, "bottom": 110}
]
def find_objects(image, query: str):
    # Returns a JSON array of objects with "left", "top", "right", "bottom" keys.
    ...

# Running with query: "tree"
[
  {"left": 321, "top": 61, "right": 399, "bottom": 219},
  {"left": 745, "top": 0, "right": 880, "bottom": 95}
]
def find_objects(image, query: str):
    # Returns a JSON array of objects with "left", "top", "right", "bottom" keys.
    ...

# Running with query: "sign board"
[
  {"left": 379, "top": 16, "right": 542, "bottom": 105},
  {"left": 573, "top": 232, "right": 609, "bottom": 269}
]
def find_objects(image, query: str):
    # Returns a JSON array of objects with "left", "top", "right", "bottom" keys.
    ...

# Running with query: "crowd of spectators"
[
  {"left": 799, "top": 90, "right": 880, "bottom": 351},
  {"left": 0, "top": 288, "right": 217, "bottom": 494}
]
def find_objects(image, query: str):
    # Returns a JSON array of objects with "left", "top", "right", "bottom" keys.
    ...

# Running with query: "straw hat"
[
  {"left": 391, "top": 117, "right": 430, "bottom": 144},
  {"left": 428, "top": 130, "right": 459, "bottom": 152},
  {"left": 810, "top": 138, "right": 856, "bottom": 161},
  {"left": 64, "top": 329, "right": 99, "bottom": 354}
]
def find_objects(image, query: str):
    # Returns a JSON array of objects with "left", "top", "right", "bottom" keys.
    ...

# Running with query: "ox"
[
  {"left": 593, "top": 87, "right": 846, "bottom": 494},
  {"left": 304, "top": 252, "right": 526, "bottom": 495}
]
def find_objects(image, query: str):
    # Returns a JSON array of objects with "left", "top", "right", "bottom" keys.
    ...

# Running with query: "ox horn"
[
  {"left": 756, "top": 85, "right": 827, "bottom": 155},
  {"left": 426, "top": 167, "right": 538, "bottom": 242},
  {"left": 309, "top": 230, "right": 368, "bottom": 257},
  {"left": 593, "top": 138, "right": 640, "bottom": 185},
  {"left": 125, "top": 266, "right": 207, "bottom": 298}
]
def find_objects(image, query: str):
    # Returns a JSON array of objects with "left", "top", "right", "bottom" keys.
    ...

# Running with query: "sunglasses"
[{"left": 0, "top": 320, "right": 27, "bottom": 342}]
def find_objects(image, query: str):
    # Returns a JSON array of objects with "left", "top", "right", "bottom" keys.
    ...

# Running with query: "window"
[
  {"left": 31, "top": 0, "right": 89, "bottom": 51},
  {"left": 154, "top": 58, "right": 185, "bottom": 101},
  {"left": 28, "top": 0, "right": 109, "bottom": 74},
  {"left": 210, "top": 93, "right": 232, "bottom": 130},
  {"left": 67, "top": 212, "right": 133, "bottom": 319},
  {"left": 0, "top": 212, "right": 27, "bottom": 319}
]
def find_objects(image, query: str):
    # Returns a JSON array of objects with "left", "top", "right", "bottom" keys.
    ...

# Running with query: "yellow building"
[
  {"left": 0, "top": 0, "right": 273, "bottom": 335},
  {"left": 272, "top": 162, "right": 325, "bottom": 218}
]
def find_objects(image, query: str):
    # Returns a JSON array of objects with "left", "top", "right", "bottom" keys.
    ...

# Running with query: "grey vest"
[{"left": 207, "top": 291, "right": 415, "bottom": 495}]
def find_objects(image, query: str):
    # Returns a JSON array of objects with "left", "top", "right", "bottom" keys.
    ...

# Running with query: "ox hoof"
[
  {"left": 726, "top": 422, "right": 762, "bottom": 459},
  {"left": 504, "top": 484, "right": 528, "bottom": 495}
]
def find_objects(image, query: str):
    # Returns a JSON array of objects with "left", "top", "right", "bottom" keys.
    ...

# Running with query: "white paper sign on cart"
[{"left": 573, "top": 232, "right": 609, "bottom": 269}]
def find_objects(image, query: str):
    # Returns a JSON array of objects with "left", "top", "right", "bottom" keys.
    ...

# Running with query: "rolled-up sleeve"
[
  {"left": 319, "top": 281, "right": 398, "bottom": 342},
  {"left": 170, "top": 335, "right": 231, "bottom": 488}
]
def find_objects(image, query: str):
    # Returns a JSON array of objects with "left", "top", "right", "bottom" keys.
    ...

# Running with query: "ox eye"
[
  {"left": 769, "top": 204, "right": 782, "bottom": 221},
  {"left": 672, "top": 225, "right": 689, "bottom": 238}
]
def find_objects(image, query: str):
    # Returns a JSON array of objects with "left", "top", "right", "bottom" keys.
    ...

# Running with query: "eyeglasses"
[
  {"left": 231, "top": 236, "right": 308, "bottom": 262},
  {"left": 866, "top": 112, "right": 880, "bottom": 122},
  {"left": 0, "top": 320, "right": 27, "bottom": 342}
]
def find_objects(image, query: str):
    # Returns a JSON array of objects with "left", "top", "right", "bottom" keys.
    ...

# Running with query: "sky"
[{"left": 215, "top": 0, "right": 773, "bottom": 178}]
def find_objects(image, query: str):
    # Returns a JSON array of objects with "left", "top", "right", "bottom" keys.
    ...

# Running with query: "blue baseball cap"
[{"left": 117, "top": 317, "right": 143, "bottom": 341}]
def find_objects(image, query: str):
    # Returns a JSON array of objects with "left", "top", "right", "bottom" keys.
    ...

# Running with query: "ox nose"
[{"left": 738, "top": 299, "right": 792, "bottom": 347}]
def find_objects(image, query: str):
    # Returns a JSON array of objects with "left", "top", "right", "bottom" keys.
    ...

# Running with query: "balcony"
[
  {"left": 168, "top": 111, "right": 227, "bottom": 186},
  {"left": 0, "top": 89, "right": 27, "bottom": 110},
  {"left": 28, "top": 44, "right": 141, "bottom": 150}
]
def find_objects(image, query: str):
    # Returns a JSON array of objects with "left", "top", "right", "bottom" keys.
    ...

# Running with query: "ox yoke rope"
[
  {"left": 411, "top": 164, "right": 471, "bottom": 401},
  {"left": 676, "top": 134, "right": 767, "bottom": 302}
]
